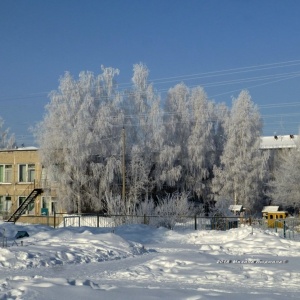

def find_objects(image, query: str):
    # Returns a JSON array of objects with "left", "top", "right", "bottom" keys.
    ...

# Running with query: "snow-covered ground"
[{"left": 0, "top": 222, "right": 299, "bottom": 299}]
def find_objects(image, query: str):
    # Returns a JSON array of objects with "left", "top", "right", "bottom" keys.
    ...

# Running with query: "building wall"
[{"left": 0, "top": 148, "right": 57, "bottom": 219}]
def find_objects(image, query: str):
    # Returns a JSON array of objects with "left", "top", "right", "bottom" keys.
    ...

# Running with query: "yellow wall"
[
  {"left": 0, "top": 149, "right": 44, "bottom": 217},
  {"left": 266, "top": 212, "right": 288, "bottom": 228}
]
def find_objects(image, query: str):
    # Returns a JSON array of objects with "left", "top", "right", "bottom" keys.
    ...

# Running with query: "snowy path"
[{"left": 0, "top": 223, "right": 300, "bottom": 299}]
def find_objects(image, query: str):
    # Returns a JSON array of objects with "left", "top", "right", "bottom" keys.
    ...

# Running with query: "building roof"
[
  {"left": 0, "top": 146, "right": 38, "bottom": 152},
  {"left": 229, "top": 205, "right": 243, "bottom": 212},
  {"left": 16, "top": 146, "right": 38, "bottom": 151},
  {"left": 260, "top": 135, "right": 298, "bottom": 149},
  {"left": 262, "top": 206, "right": 279, "bottom": 213}
]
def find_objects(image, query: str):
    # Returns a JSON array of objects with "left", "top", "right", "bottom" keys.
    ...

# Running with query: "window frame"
[
  {"left": 18, "top": 163, "right": 35, "bottom": 183},
  {"left": 42, "top": 196, "right": 57, "bottom": 215},
  {"left": 0, "top": 195, "right": 11, "bottom": 212},
  {"left": 0, "top": 164, "right": 13, "bottom": 183}
]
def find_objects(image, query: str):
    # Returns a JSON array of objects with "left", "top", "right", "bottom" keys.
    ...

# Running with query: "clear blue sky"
[{"left": 1, "top": 0, "right": 300, "bottom": 146}]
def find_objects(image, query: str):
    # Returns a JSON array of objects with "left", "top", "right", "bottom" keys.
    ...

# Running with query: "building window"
[
  {"left": 0, "top": 196, "right": 11, "bottom": 212},
  {"left": 19, "top": 164, "right": 35, "bottom": 182},
  {"left": 0, "top": 165, "right": 12, "bottom": 183},
  {"left": 42, "top": 196, "right": 57, "bottom": 215}
]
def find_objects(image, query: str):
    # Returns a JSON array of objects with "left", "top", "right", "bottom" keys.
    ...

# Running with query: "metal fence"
[
  {"left": 249, "top": 217, "right": 300, "bottom": 240},
  {"left": 9, "top": 213, "right": 300, "bottom": 239},
  {"left": 273, "top": 218, "right": 300, "bottom": 240},
  {"left": 53, "top": 213, "right": 241, "bottom": 231}
]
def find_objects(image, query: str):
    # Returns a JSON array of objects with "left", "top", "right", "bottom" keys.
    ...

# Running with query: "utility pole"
[{"left": 122, "top": 127, "right": 126, "bottom": 207}]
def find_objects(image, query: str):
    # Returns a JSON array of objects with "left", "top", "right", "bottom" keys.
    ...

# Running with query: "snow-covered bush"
[
  {"left": 210, "top": 198, "right": 234, "bottom": 217},
  {"left": 154, "top": 192, "right": 195, "bottom": 229},
  {"left": 105, "top": 194, "right": 127, "bottom": 226},
  {"left": 135, "top": 198, "right": 156, "bottom": 225}
]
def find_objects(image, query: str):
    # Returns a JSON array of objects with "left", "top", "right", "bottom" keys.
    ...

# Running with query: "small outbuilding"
[
  {"left": 229, "top": 205, "right": 244, "bottom": 216},
  {"left": 261, "top": 206, "right": 288, "bottom": 228},
  {"left": 261, "top": 206, "right": 280, "bottom": 218}
]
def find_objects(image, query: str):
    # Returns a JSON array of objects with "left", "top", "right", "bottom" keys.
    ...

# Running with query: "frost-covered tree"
[
  {"left": 213, "top": 102, "right": 229, "bottom": 167},
  {"left": 36, "top": 63, "right": 273, "bottom": 216},
  {"left": 122, "top": 63, "right": 165, "bottom": 208},
  {"left": 162, "top": 84, "right": 221, "bottom": 203},
  {"left": 212, "top": 90, "right": 268, "bottom": 211},
  {"left": 268, "top": 147, "right": 300, "bottom": 211},
  {"left": 35, "top": 67, "right": 123, "bottom": 213},
  {"left": 0, "top": 118, "right": 15, "bottom": 149},
  {"left": 161, "top": 83, "right": 190, "bottom": 192},
  {"left": 186, "top": 87, "right": 216, "bottom": 199}
]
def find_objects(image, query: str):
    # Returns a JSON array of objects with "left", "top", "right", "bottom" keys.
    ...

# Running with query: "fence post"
[
  {"left": 194, "top": 215, "right": 197, "bottom": 230},
  {"left": 283, "top": 220, "right": 286, "bottom": 238},
  {"left": 54, "top": 211, "right": 56, "bottom": 229},
  {"left": 144, "top": 214, "right": 146, "bottom": 225},
  {"left": 97, "top": 214, "right": 99, "bottom": 228}
]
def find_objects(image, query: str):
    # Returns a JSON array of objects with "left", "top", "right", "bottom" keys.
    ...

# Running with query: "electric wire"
[
  {"left": 1, "top": 58, "right": 300, "bottom": 101},
  {"left": 1, "top": 58, "right": 300, "bottom": 143}
]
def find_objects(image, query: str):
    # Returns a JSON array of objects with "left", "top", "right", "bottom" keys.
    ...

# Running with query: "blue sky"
[{"left": 1, "top": 0, "right": 300, "bottom": 146}]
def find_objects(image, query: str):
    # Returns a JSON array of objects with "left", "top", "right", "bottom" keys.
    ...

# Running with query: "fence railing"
[
  {"left": 53, "top": 213, "right": 243, "bottom": 231},
  {"left": 10, "top": 213, "right": 300, "bottom": 239},
  {"left": 273, "top": 218, "right": 300, "bottom": 240}
]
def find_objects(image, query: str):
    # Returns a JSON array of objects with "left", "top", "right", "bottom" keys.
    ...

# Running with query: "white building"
[{"left": 260, "top": 135, "right": 298, "bottom": 150}]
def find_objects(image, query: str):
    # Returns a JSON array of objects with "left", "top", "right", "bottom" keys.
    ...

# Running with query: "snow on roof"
[
  {"left": 260, "top": 135, "right": 298, "bottom": 149},
  {"left": 16, "top": 146, "right": 38, "bottom": 151},
  {"left": 261, "top": 206, "right": 279, "bottom": 213},
  {"left": 229, "top": 205, "right": 243, "bottom": 212},
  {"left": 0, "top": 146, "right": 38, "bottom": 152}
]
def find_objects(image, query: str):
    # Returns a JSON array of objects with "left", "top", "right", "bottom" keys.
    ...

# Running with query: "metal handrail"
[{"left": 5, "top": 179, "right": 51, "bottom": 220}]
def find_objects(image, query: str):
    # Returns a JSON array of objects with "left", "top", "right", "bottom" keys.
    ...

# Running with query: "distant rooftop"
[
  {"left": 16, "top": 146, "right": 38, "bottom": 151},
  {"left": 0, "top": 146, "right": 38, "bottom": 152},
  {"left": 229, "top": 205, "right": 243, "bottom": 212},
  {"left": 0, "top": 135, "right": 298, "bottom": 152},
  {"left": 260, "top": 135, "right": 298, "bottom": 149},
  {"left": 262, "top": 206, "right": 279, "bottom": 213}
]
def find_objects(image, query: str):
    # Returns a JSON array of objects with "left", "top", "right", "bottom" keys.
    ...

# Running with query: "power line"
[
  {"left": 117, "top": 58, "right": 300, "bottom": 86},
  {"left": 209, "top": 74, "right": 300, "bottom": 99},
  {"left": 1, "top": 58, "right": 300, "bottom": 102},
  {"left": 1, "top": 58, "right": 300, "bottom": 142}
]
